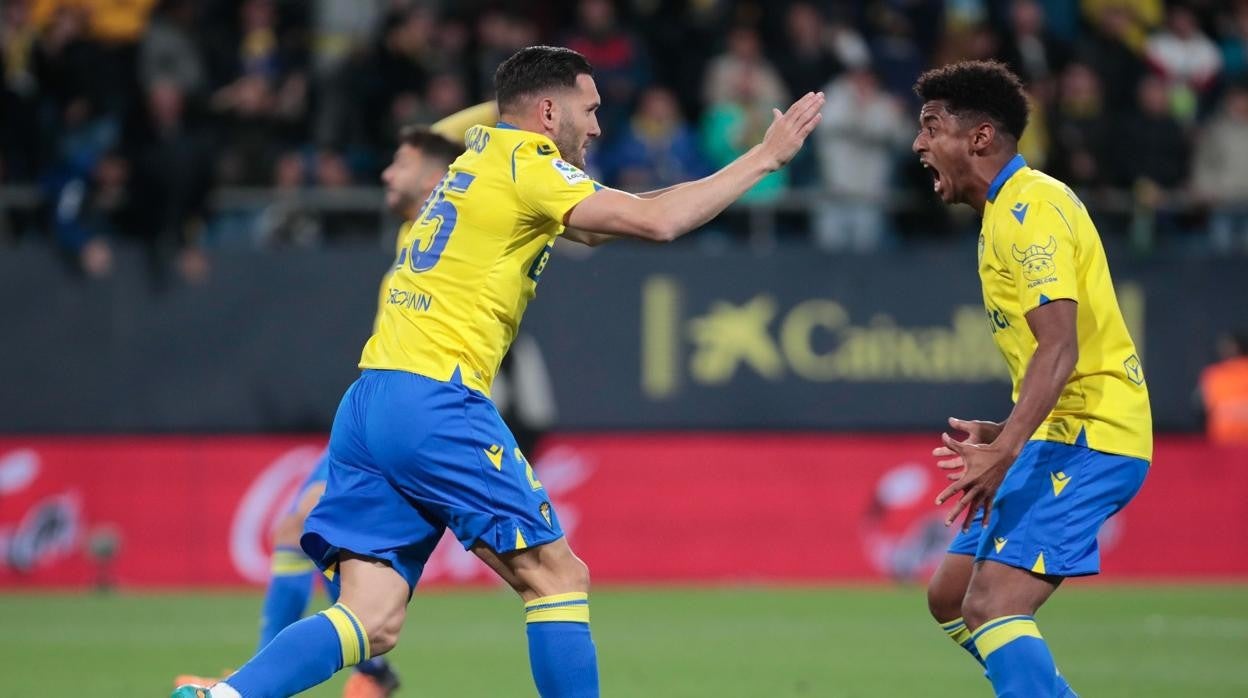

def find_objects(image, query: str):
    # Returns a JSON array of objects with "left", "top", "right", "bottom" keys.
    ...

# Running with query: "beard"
[{"left": 553, "top": 115, "right": 586, "bottom": 169}]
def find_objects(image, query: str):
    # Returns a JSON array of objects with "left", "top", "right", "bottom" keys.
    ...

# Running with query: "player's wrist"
[{"left": 747, "top": 144, "right": 782, "bottom": 174}]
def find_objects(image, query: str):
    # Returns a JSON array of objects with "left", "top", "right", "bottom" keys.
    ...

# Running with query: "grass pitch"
[{"left": 3, "top": 585, "right": 1245, "bottom": 696}]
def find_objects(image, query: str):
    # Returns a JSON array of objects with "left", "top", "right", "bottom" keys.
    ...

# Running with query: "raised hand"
[{"left": 759, "top": 91, "right": 825, "bottom": 171}]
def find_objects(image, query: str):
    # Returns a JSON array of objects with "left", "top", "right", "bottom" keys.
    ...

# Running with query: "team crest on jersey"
[
  {"left": 1012, "top": 236, "right": 1058, "bottom": 286},
  {"left": 552, "top": 158, "right": 590, "bottom": 185},
  {"left": 539, "top": 501, "right": 552, "bottom": 528}
]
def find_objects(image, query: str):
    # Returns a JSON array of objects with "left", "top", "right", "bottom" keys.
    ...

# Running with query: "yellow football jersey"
[
  {"left": 359, "top": 123, "right": 601, "bottom": 395},
  {"left": 979, "top": 155, "right": 1152, "bottom": 461}
]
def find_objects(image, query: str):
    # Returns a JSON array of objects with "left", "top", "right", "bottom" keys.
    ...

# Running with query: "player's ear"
[
  {"left": 970, "top": 121, "right": 995, "bottom": 153},
  {"left": 539, "top": 97, "right": 557, "bottom": 130}
]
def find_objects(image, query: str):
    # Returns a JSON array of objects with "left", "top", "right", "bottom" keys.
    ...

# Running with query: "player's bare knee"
[
  {"left": 272, "top": 513, "right": 305, "bottom": 547},
  {"left": 542, "top": 549, "right": 589, "bottom": 596},
  {"left": 364, "top": 611, "right": 405, "bottom": 656},
  {"left": 927, "top": 579, "right": 964, "bottom": 623},
  {"left": 960, "top": 589, "right": 993, "bottom": 630}
]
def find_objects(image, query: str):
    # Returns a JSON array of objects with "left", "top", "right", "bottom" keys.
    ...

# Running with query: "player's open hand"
[
  {"left": 934, "top": 432, "right": 1015, "bottom": 532},
  {"left": 932, "top": 417, "right": 1003, "bottom": 472},
  {"left": 759, "top": 91, "right": 825, "bottom": 171}
]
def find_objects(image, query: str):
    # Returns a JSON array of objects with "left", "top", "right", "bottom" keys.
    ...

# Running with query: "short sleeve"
[
  {"left": 1006, "top": 196, "right": 1079, "bottom": 314},
  {"left": 513, "top": 145, "right": 602, "bottom": 226}
]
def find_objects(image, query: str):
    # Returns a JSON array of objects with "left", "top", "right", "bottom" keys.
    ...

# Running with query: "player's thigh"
[
  {"left": 473, "top": 537, "right": 589, "bottom": 602},
  {"left": 337, "top": 552, "right": 410, "bottom": 652}
]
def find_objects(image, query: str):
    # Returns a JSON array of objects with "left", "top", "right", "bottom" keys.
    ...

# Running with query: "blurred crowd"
[{"left": 3, "top": 0, "right": 1248, "bottom": 281}]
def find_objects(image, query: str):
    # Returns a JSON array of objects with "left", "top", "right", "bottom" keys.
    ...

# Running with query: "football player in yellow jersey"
[
  {"left": 174, "top": 126, "right": 464, "bottom": 698},
  {"left": 911, "top": 61, "right": 1151, "bottom": 697},
  {"left": 174, "top": 46, "right": 823, "bottom": 698}
]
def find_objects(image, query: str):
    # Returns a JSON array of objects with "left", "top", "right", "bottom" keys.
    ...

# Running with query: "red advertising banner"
[{"left": 0, "top": 435, "right": 1244, "bottom": 588}]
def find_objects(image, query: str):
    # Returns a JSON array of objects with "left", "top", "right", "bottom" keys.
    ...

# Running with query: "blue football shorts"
[
  {"left": 302, "top": 369, "right": 564, "bottom": 590},
  {"left": 945, "top": 439, "right": 1148, "bottom": 577}
]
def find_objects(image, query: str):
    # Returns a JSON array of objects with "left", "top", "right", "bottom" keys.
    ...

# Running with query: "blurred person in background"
[
  {"left": 1144, "top": 4, "right": 1222, "bottom": 122},
  {"left": 126, "top": 78, "right": 213, "bottom": 285},
  {"left": 1075, "top": 2, "right": 1149, "bottom": 114},
  {"left": 1192, "top": 83, "right": 1248, "bottom": 253},
  {"left": 1048, "top": 62, "right": 1114, "bottom": 192},
  {"left": 1114, "top": 74, "right": 1189, "bottom": 238},
  {"left": 563, "top": 0, "right": 650, "bottom": 142},
  {"left": 774, "top": 2, "right": 844, "bottom": 99},
  {"left": 0, "top": 0, "right": 41, "bottom": 184},
  {"left": 703, "top": 25, "right": 788, "bottom": 112},
  {"left": 772, "top": 1, "right": 843, "bottom": 188},
  {"left": 139, "top": 0, "right": 206, "bottom": 98},
  {"left": 1217, "top": 0, "right": 1248, "bottom": 82},
  {"left": 1199, "top": 332, "right": 1248, "bottom": 444},
  {"left": 997, "top": 0, "right": 1069, "bottom": 84},
  {"left": 913, "top": 60, "right": 1150, "bottom": 697},
  {"left": 598, "top": 85, "right": 708, "bottom": 192},
  {"left": 813, "top": 64, "right": 909, "bottom": 252},
  {"left": 866, "top": 7, "right": 926, "bottom": 102},
  {"left": 702, "top": 34, "right": 790, "bottom": 204},
  {"left": 175, "top": 123, "right": 468, "bottom": 698}
]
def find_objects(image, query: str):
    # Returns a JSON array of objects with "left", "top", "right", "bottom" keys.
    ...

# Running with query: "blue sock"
[
  {"left": 257, "top": 546, "right": 316, "bottom": 650},
  {"left": 222, "top": 603, "right": 369, "bottom": 698},
  {"left": 940, "top": 617, "right": 985, "bottom": 666},
  {"left": 525, "top": 593, "right": 599, "bottom": 698},
  {"left": 973, "top": 615, "right": 1077, "bottom": 697}
]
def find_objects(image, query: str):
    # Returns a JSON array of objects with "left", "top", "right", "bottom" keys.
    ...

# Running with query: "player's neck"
[
  {"left": 969, "top": 151, "right": 1018, "bottom": 215},
  {"left": 498, "top": 112, "right": 550, "bottom": 138}
]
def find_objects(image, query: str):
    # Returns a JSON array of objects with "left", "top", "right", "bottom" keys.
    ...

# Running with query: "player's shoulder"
[{"left": 999, "top": 169, "right": 1081, "bottom": 227}]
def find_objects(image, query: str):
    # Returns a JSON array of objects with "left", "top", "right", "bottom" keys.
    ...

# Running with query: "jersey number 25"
[{"left": 398, "top": 171, "right": 477, "bottom": 273}]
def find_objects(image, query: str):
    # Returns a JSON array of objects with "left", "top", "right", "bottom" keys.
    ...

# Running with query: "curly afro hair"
[{"left": 913, "top": 60, "right": 1029, "bottom": 140}]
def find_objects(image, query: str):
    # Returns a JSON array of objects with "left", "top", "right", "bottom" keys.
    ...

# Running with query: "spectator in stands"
[
  {"left": 1145, "top": 4, "right": 1222, "bottom": 122},
  {"left": 774, "top": 2, "right": 843, "bottom": 98},
  {"left": 1076, "top": 2, "right": 1149, "bottom": 113},
  {"left": 563, "top": 0, "right": 650, "bottom": 141},
  {"left": 1199, "top": 332, "right": 1248, "bottom": 444},
  {"left": 701, "top": 52, "right": 788, "bottom": 203},
  {"left": 1192, "top": 83, "right": 1248, "bottom": 253},
  {"left": 867, "top": 8, "right": 926, "bottom": 102},
  {"left": 210, "top": 0, "right": 308, "bottom": 186},
  {"left": 703, "top": 26, "right": 788, "bottom": 112},
  {"left": 598, "top": 85, "right": 708, "bottom": 192},
  {"left": 1, "top": 0, "right": 41, "bottom": 184},
  {"left": 998, "top": 0, "right": 1069, "bottom": 83},
  {"left": 1116, "top": 74, "right": 1189, "bottom": 193},
  {"left": 772, "top": 1, "right": 843, "bottom": 188},
  {"left": 139, "top": 0, "right": 205, "bottom": 98},
  {"left": 474, "top": 9, "right": 537, "bottom": 100},
  {"left": 1048, "top": 62, "right": 1114, "bottom": 191},
  {"left": 813, "top": 65, "right": 908, "bottom": 252},
  {"left": 126, "top": 79, "right": 213, "bottom": 285},
  {"left": 1217, "top": 0, "right": 1248, "bottom": 82}
]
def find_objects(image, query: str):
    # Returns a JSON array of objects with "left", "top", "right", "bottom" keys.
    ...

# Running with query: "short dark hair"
[
  {"left": 494, "top": 45, "right": 594, "bottom": 114},
  {"left": 397, "top": 125, "right": 462, "bottom": 165},
  {"left": 913, "top": 60, "right": 1030, "bottom": 141}
]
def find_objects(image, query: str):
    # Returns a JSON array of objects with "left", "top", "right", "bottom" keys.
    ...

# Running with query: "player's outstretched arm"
[{"left": 564, "top": 91, "right": 824, "bottom": 242}]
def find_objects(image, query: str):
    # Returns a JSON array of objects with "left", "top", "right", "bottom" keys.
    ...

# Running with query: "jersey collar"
[
  {"left": 495, "top": 121, "right": 519, "bottom": 130},
  {"left": 987, "top": 154, "right": 1027, "bottom": 204}
]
